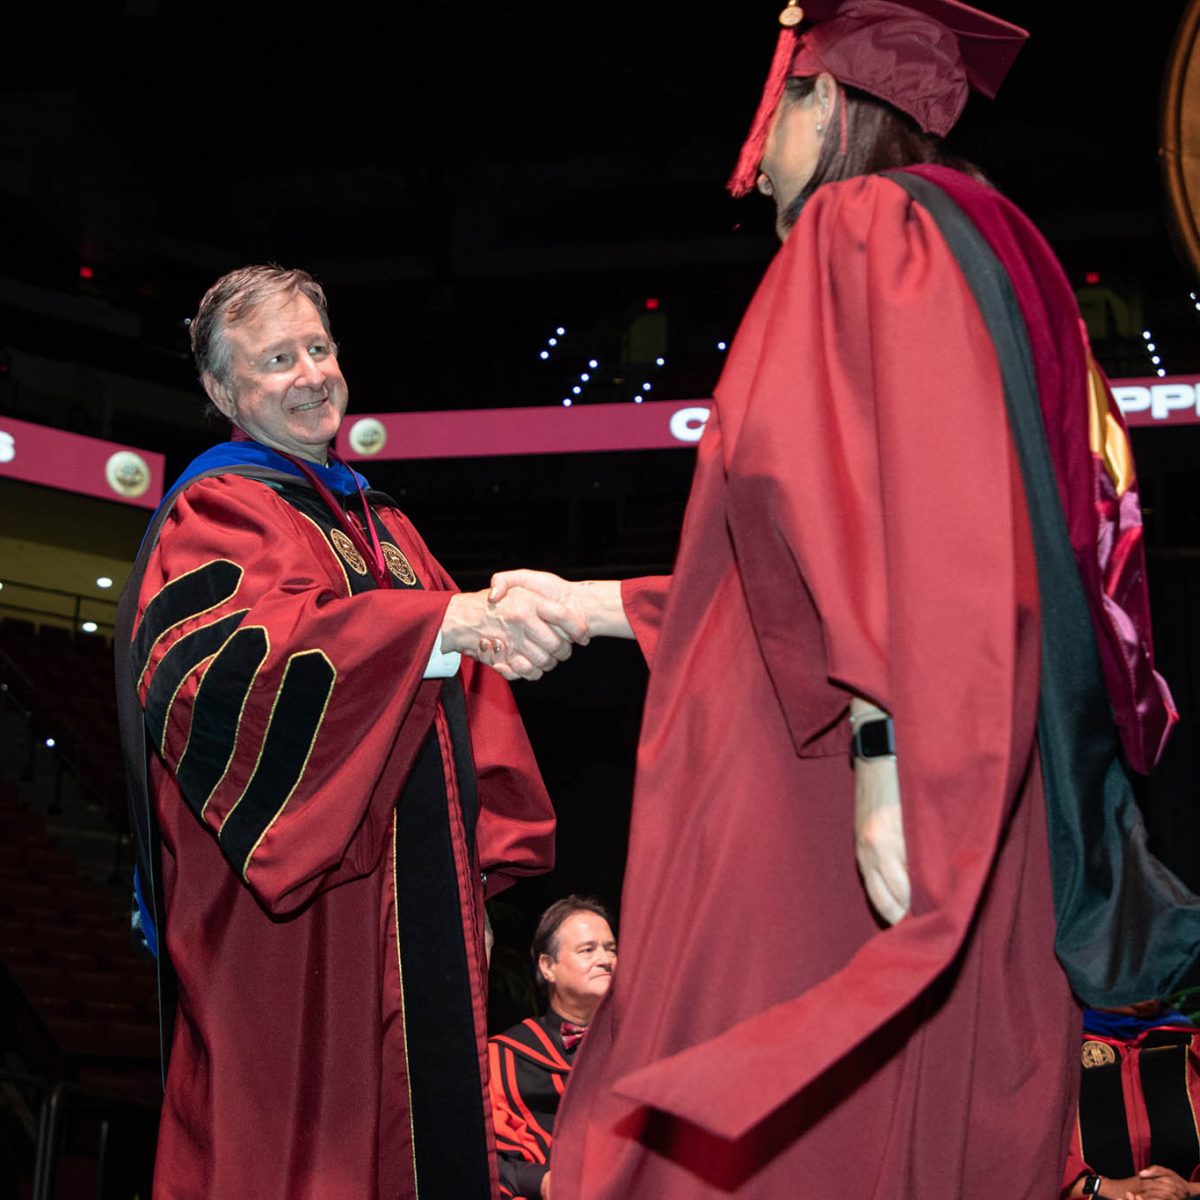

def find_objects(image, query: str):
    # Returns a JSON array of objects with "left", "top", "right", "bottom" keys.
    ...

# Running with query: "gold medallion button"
[
  {"left": 330, "top": 528, "right": 368, "bottom": 575},
  {"left": 1081, "top": 1040, "right": 1116, "bottom": 1069},
  {"left": 382, "top": 543, "right": 417, "bottom": 585}
]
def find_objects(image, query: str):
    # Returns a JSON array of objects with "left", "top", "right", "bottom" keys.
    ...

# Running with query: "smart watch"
[
  {"left": 850, "top": 715, "right": 896, "bottom": 760},
  {"left": 1082, "top": 1176, "right": 1102, "bottom": 1196}
]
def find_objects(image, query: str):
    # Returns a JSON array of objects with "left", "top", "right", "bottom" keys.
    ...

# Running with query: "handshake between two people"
[{"left": 439, "top": 570, "right": 633, "bottom": 682}]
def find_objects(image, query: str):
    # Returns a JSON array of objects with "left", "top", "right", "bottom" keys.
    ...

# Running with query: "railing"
[
  {"left": 32, "top": 1080, "right": 158, "bottom": 1200},
  {"left": 0, "top": 579, "right": 118, "bottom": 636},
  {"left": 0, "top": 1031, "right": 156, "bottom": 1200},
  {"left": 0, "top": 1067, "right": 51, "bottom": 1197}
]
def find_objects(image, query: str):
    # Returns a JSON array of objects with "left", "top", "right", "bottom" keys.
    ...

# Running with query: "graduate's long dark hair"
[{"left": 780, "top": 76, "right": 986, "bottom": 230}]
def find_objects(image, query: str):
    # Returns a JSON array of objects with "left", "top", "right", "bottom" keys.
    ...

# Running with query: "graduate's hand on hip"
[{"left": 854, "top": 756, "right": 910, "bottom": 926}]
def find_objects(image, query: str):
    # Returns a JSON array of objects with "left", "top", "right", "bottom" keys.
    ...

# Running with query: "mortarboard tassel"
[{"left": 727, "top": 25, "right": 800, "bottom": 197}]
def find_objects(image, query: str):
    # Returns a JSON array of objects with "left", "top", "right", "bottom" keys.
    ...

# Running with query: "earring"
[{"left": 815, "top": 122, "right": 826, "bottom": 138}]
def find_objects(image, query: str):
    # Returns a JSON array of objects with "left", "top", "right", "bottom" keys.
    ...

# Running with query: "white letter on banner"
[
  {"left": 0, "top": 431, "right": 13, "bottom": 464},
  {"left": 1150, "top": 385, "right": 1199, "bottom": 422},
  {"left": 669, "top": 406, "right": 712, "bottom": 444},
  {"left": 1112, "top": 387, "right": 1151, "bottom": 417}
]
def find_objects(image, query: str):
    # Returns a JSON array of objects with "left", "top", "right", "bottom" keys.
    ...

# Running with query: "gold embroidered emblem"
[
  {"left": 330, "top": 529, "right": 368, "bottom": 575},
  {"left": 1082, "top": 1040, "right": 1116, "bottom": 1069},
  {"left": 382, "top": 543, "right": 417, "bottom": 585}
]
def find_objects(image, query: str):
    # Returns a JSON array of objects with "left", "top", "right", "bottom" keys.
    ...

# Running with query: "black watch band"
[
  {"left": 851, "top": 715, "right": 896, "bottom": 760},
  {"left": 1082, "top": 1175, "right": 1102, "bottom": 1196}
]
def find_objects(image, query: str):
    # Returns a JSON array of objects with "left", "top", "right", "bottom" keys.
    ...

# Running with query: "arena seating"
[{"left": 0, "top": 621, "right": 158, "bottom": 1197}]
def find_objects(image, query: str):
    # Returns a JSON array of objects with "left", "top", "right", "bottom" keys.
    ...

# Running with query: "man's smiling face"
[{"left": 206, "top": 291, "right": 348, "bottom": 463}]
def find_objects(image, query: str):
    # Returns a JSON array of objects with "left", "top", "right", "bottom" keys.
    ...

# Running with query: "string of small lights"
[
  {"left": 1142, "top": 328, "right": 1166, "bottom": 379},
  {"left": 536, "top": 313, "right": 731, "bottom": 407}
]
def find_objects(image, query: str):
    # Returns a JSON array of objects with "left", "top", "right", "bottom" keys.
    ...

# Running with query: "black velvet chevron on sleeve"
[
  {"left": 133, "top": 559, "right": 243, "bottom": 684},
  {"left": 217, "top": 649, "right": 336, "bottom": 876},
  {"left": 143, "top": 611, "right": 247, "bottom": 757},
  {"left": 173, "top": 626, "right": 269, "bottom": 818}
]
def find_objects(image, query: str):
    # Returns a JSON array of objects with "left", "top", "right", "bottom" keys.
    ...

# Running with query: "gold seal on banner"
[
  {"left": 104, "top": 450, "right": 151, "bottom": 499},
  {"left": 382, "top": 542, "right": 417, "bottom": 585},
  {"left": 330, "top": 528, "right": 368, "bottom": 575},
  {"left": 1081, "top": 1041, "right": 1116, "bottom": 1069},
  {"left": 348, "top": 418, "right": 387, "bottom": 456}
]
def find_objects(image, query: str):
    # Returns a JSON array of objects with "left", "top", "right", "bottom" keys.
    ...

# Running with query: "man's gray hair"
[{"left": 190, "top": 264, "right": 335, "bottom": 392}]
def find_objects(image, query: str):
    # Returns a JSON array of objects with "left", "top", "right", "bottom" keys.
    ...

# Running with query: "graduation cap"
[{"left": 728, "top": 0, "right": 1029, "bottom": 195}]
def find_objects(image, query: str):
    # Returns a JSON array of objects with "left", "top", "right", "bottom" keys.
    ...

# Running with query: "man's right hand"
[{"left": 440, "top": 587, "right": 588, "bottom": 681}]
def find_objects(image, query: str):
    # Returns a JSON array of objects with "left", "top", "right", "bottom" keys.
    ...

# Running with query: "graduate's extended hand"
[
  {"left": 854, "top": 754, "right": 910, "bottom": 926},
  {"left": 440, "top": 587, "right": 586, "bottom": 681},
  {"left": 488, "top": 570, "right": 634, "bottom": 641}
]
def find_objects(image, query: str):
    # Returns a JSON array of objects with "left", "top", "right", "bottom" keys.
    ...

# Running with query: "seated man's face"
[
  {"left": 209, "top": 292, "right": 349, "bottom": 463},
  {"left": 542, "top": 912, "right": 617, "bottom": 1009}
]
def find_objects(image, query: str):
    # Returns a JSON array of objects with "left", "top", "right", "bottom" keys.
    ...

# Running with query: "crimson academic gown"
[
  {"left": 552, "top": 171, "right": 1093, "bottom": 1196},
  {"left": 118, "top": 448, "right": 554, "bottom": 1200}
]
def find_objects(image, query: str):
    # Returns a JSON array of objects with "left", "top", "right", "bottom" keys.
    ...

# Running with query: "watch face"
[{"left": 855, "top": 718, "right": 895, "bottom": 758}]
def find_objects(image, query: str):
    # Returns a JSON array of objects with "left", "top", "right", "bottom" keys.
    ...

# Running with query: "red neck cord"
[{"left": 276, "top": 448, "right": 392, "bottom": 590}]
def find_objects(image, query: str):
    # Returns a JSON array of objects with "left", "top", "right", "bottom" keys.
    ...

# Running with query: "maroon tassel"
[{"left": 727, "top": 29, "right": 798, "bottom": 197}]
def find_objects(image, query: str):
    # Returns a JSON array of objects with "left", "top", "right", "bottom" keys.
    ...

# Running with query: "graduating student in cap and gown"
[{"left": 487, "top": 1, "right": 1200, "bottom": 1195}]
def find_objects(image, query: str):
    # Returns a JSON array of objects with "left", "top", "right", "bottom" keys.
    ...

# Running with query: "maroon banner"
[
  {"left": 337, "top": 374, "right": 1200, "bottom": 463},
  {"left": 0, "top": 415, "right": 165, "bottom": 508},
  {"left": 336, "top": 400, "right": 716, "bottom": 461},
  {"left": 1110, "top": 375, "right": 1200, "bottom": 428}
]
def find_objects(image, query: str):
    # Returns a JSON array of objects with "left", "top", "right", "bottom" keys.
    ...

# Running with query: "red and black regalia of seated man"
[
  {"left": 1062, "top": 1005, "right": 1200, "bottom": 1198},
  {"left": 490, "top": 1013, "right": 576, "bottom": 1199},
  {"left": 115, "top": 268, "right": 562, "bottom": 1200},
  {"left": 544, "top": 3, "right": 1200, "bottom": 1198}
]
